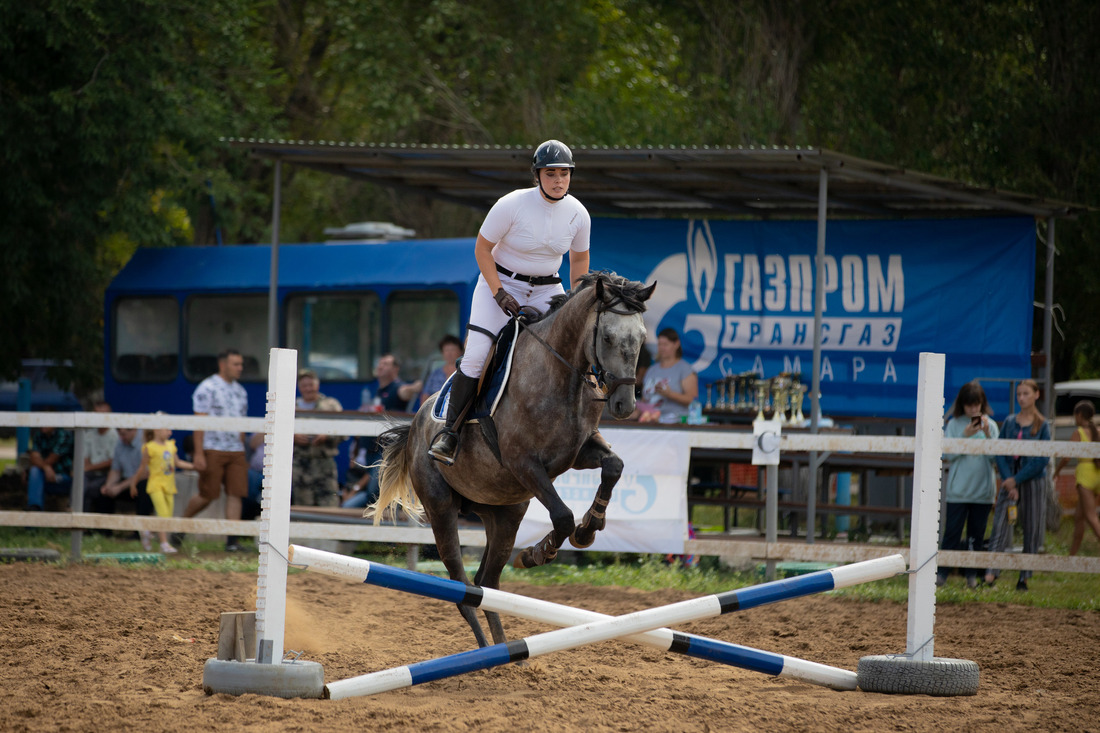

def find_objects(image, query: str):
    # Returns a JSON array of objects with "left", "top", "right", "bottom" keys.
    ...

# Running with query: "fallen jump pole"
[
  {"left": 311, "top": 549, "right": 906, "bottom": 700},
  {"left": 290, "top": 545, "right": 880, "bottom": 691}
]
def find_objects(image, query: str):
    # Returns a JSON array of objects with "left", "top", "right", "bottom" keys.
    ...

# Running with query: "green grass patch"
[{"left": 1, "top": 525, "right": 1096, "bottom": 610}]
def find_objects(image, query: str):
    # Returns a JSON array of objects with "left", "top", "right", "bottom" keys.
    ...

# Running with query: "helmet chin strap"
[{"left": 537, "top": 171, "right": 567, "bottom": 202}]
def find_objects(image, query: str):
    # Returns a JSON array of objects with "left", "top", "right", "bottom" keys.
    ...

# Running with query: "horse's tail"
[{"left": 365, "top": 424, "right": 424, "bottom": 525}]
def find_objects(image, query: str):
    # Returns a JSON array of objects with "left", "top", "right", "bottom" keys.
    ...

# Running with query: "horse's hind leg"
[
  {"left": 413, "top": 465, "right": 493, "bottom": 648},
  {"left": 427, "top": 508, "right": 493, "bottom": 648},
  {"left": 470, "top": 501, "right": 530, "bottom": 646},
  {"left": 570, "top": 431, "right": 623, "bottom": 549}
]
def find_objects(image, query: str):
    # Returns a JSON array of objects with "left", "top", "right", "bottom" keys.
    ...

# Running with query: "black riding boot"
[{"left": 428, "top": 372, "right": 479, "bottom": 465}]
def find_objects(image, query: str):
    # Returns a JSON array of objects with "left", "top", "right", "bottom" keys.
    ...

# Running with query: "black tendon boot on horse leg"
[{"left": 428, "top": 372, "right": 479, "bottom": 465}]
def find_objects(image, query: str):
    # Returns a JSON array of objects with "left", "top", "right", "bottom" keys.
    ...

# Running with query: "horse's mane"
[{"left": 534, "top": 271, "right": 650, "bottom": 322}]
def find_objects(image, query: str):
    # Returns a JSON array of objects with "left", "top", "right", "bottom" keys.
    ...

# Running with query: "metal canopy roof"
[{"left": 224, "top": 138, "right": 1089, "bottom": 220}]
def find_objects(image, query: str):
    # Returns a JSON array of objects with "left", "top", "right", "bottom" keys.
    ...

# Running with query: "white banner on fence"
[{"left": 514, "top": 428, "right": 690, "bottom": 554}]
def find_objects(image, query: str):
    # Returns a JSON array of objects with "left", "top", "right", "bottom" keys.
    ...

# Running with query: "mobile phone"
[{"left": 971, "top": 415, "right": 982, "bottom": 426}]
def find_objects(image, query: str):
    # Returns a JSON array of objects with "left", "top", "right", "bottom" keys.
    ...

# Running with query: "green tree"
[{"left": 0, "top": 0, "right": 279, "bottom": 390}]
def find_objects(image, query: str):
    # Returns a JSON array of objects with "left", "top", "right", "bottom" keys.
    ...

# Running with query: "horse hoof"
[{"left": 570, "top": 530, "right": 595, "bottom": 549}]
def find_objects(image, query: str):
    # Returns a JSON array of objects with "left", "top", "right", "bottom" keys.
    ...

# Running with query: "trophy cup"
[
  {"left": 741, "top": 373, "right": 755, "bottom": 412},
  {"left": 705, "top": 382, "right": 713, "bottom": 410},
  {"left": 755, "top": 380, "right": 768, "bottom": 421},
  {"left": 716, "top": 380, "right": 726, "bottom": 411},
  {"left": 792, "top": 384, "right": 807, "bottom": 425},
  {"left": 773, "top": 380, "right": 789, "bottom": 424}
]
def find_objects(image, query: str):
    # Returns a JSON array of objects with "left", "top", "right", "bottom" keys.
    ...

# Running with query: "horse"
[{"left": 369, "top": 271, "right": 655, "bottom": 648}]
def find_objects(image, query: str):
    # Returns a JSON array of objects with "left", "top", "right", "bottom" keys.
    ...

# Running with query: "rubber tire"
[
  {"left": 857, "top": 655, "right": 979, "bottom": 696},
  {"left": 203, "top": 658, "right": 325, "bottom": 699}
]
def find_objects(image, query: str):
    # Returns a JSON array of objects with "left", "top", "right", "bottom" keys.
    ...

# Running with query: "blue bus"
[{"left": 103, "top": 239, "right": 478, "bottom": 419}]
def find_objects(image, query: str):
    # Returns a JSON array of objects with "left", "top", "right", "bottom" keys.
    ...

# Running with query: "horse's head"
[{"left": 586, "top": 273, "right": 657, "bottom": 419}]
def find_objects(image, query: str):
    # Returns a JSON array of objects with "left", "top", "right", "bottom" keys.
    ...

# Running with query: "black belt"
[{"left": 496, "top": 263, "right": 561, "bottom": 286}]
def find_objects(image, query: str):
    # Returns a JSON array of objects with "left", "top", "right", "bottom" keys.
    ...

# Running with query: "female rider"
[{"left": 428, "top": 140, "right": 591, "bottom": 464}]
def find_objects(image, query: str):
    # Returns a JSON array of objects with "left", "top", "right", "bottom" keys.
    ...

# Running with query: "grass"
[{"left": 2, "top": 521, "right": 1096, "bottom": 611}]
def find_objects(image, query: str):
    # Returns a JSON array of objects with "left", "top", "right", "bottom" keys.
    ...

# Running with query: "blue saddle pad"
[{"left": 431, "top": 319, "right": 521, "bottom": 423}]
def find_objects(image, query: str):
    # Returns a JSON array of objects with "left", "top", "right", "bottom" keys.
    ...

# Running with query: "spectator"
[
  {"left": 1055, "top": 400, "right": 1100, "bottom": 556},
  {"left": 348, "top": 354, "right": 421, "bottom": 508},
  {"left": 341, "top": 435, "right": 379, "bottom": 509},
  {"left": 246, "top": 432, "right": 265, "bottom": 504},
  {"left": 81, "top": 400, "right": 118, "bottom": 512},
  {"left": 641, "top": 328, "right": 698, "bottom": 424},
  {"left": 184, "top": 348, "right": 250, "bottom": 552},
  {"left": 291, "top": 369, "right": 344, "bottom": 507},
  {"left": 428, "top": 139, "right": 590, "bottom": 465},
  {"left": 420, "top": 335, "right": 464, "bottom": 405},
  {"left": 361, "top": 353, "right": 422, "bottom": 413},
  {"left": 135, "top": 420, "right": 193, "bottom": 553},
  {"left": 985, "top": 379, "right": 1050, "bottom": 591},
  {"left": 26, "top": 423, "right": 74, "bottom": 510},
  {"left": 937, "top": 381, "right": 999, "bottom": 589},
  {"left": 99, "top": 427, "right": 146, "bottom": 514}
]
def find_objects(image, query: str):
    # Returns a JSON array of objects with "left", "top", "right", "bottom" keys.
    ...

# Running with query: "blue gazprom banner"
[{"left": 595, "top": 216, "right": 1036, "bottom": 418}]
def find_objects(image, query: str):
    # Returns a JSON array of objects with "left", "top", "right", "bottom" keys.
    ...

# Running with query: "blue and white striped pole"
[
  {"left": 286, "top": 546, "right": 904, "bottom": 700},
  {"left": 289, "top": 545, "right": 868, "bottom": 690}
]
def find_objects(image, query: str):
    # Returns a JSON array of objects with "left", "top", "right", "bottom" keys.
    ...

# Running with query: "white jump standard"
[{"left": 317, "top": 551, "right": 906, "bottom": 700}]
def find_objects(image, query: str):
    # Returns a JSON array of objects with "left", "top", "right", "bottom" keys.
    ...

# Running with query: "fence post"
[{"left": 907, "top": 352, "right": 945, "bottom": 661}]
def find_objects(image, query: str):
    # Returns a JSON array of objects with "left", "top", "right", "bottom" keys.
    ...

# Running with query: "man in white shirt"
[
  {"left": 81, "top": 400, "right": 118, "bottom": 511},
  {"left": 183, "top": 348, "right": 249, "bottom": 551}
]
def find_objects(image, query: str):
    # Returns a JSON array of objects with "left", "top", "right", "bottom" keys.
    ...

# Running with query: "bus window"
[
  {"left": 286, "top": 292, "right": 381, "bottom": 381},
  {"left": 112, "top": 298, "right": 180, "bottom": 382},
  {"left": 185, "top": 295, "right": 268, "bottom": 381},
  {"left": 389, "top": 291, "right": 461, "bottom": 383}
]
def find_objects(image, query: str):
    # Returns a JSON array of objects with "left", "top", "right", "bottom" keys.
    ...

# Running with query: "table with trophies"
[
  {"left": 701, "top": 371, "right": 808, "bottom": 426},
  {"left": 688, "top": 372, "right": 913, "bottom": 538}
]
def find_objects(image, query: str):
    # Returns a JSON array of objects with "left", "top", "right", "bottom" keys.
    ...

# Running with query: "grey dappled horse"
[{"left": 369, "top": 272, "right": 655, "bottom": 647}]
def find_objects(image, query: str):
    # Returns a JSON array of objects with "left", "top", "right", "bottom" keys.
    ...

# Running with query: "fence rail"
[{"left": 2, "top": 410, "right": 1099, "bottom": 572}]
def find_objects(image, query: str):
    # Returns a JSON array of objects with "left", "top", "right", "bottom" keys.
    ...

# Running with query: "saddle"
[{"left": 431, "top": 317, "right": 522, "bottom": 426}]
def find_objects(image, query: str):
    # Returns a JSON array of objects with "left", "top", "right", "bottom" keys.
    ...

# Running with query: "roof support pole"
[
  {"left": 806, "top": 167, "right": 829, "bottom": 544},
  {"left": 268, "top": 159, "right": 283, "bottom": 352},
  {"left": 1042, "top": 217, "right": 1055, "bottom": 419}
]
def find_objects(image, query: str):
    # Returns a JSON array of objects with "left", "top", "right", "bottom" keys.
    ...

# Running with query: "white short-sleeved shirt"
[
  {"left": 82, "top": 428, "right": 119, "bottom": 467},
  {"left": 480, "top": 187, "right": 591, "bottom": 277},
  {"left": 192, "top": 374, "right": 248, "bottom": 451}
]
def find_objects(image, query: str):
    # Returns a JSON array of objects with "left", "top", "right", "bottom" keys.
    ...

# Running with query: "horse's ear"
[
  {"left": 595, "top": 276, "right": 605, "bottom": 301},
  {"left": 639, "top": 281, "right": 657, "bottom": 302}
]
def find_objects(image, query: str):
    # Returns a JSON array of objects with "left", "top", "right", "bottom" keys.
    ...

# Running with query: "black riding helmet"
[
  {"left": 531, "top": 139, "right": 575, "bottom": 172},
  {"left": 532, "top": 140, "right": 574, "bottom": 201}
]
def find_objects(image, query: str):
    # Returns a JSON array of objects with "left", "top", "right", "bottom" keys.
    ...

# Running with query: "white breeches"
[{"left": 460, "top": 273, "right": 564, "bottom": 378}]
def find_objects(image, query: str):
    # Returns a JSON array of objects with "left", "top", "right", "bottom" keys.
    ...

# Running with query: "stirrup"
[{"left": 428, "top": 430, "right": 458, "bottom": 466}]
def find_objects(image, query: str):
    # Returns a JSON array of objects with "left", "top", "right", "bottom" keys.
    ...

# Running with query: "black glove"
[{"left": 494, "top": 288, "right": 521, "bottom": 317}]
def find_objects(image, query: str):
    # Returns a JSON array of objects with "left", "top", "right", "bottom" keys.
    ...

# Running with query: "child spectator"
[
  {"left": 136, "top": 420, "right": 193, "bottom": 553},
  {"left": 937, "top": 381, "right": 999, "bottom": 589},
  {"left": 986, "top": 379, "right": 1050, "bottom": 590},
  {"left": 1055, "top": 400, "right": 1100, "bottom": 555}
]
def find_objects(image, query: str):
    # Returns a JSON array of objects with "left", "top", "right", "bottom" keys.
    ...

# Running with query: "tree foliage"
[{"left": 3, "top": 0, "right": 1098, "bottom": 392}]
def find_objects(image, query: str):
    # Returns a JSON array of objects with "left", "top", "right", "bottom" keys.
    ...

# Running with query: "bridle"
[{"left": 517, "top": 285, "right": 638, "bottom": 402}]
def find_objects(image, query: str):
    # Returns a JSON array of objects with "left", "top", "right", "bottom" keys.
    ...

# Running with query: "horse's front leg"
[
  {"left": 569, "top": 431, "right": 622, "bottom": 549},
  {"left": 510, "top": 464, "right": 575, "bottom": 569}
]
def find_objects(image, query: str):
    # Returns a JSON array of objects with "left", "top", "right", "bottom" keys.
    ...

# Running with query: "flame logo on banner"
[{"left": 687, "top": 220, "right": 717, "bottom": 311}]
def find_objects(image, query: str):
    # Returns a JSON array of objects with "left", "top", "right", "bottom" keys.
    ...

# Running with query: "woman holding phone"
[{"left": 938, "top": 380, "right": 999, "bottom": 589}]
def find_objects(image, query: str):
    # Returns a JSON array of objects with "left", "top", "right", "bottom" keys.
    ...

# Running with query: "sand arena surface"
[{"left": 1, "top": 561, "right": 1098, "bottom": 732}]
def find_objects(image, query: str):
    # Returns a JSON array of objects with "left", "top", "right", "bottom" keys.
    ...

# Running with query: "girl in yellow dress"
[
  {"left": 135, "top": 425, "right": 193, "bottom": 553},
  {"left": 1056, "top": 401, "right": 1100, "bottom": 556}
]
